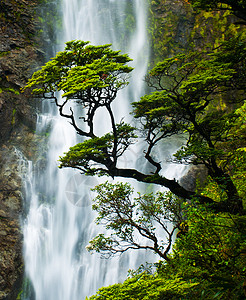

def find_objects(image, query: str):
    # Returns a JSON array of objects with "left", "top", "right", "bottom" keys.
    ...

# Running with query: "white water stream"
[
  {"left": 22, "top": 0, "right": 189, "bottom": 299},
  {"left": 23, "top": 1, "right": 156, "bottom": 299}
]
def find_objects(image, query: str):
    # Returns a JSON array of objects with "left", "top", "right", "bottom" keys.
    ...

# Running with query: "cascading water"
[{"left": 23, "top": 1, "right": 155, "bottom": 299}]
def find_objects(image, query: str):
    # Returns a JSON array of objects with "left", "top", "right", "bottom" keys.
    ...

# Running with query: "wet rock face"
[
  {"left": 0, "top": 0, "right": 41, "bottom": 144},
  {"left": 150, "top": 0, "right": 195, "bottom": 62},
  {"left": 0, "top": 147, "right": 24, "bottom": 300},
  {"left": 150, "top": 0, "right": 242, "bottom": 63},
  {"left": 180, "top": 166, "right": 208, "bottom": 192},
  {"left": 0, "top": 0, "right": 43, "bottom": 298}
]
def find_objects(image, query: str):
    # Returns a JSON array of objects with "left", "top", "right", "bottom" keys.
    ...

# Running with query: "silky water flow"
[
  {"left": 23, "top": 1, "right": 149, "bottom": 299},
  {"left": 22, "top": 1, "right": 187, "bottom": 299}
]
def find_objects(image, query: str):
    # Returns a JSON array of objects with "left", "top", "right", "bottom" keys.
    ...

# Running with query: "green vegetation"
[
  {"left": 25, "top": 1, "right": 246, "bottom": 298},
  {"left": 87, "top": 182, "right": 183, "bottom": 260},
  {"left": 0, "top": 87, "right": 20, "bottom": 95},
  {"left": 87, "top": 273, "right": 199, "bottom": 299},
  {"left": 87, "top": 202, "right": 246, "bottom": 299},
  {"left": 11, "top": 108, "right": 16, "bottom": 125},
  {"left": 188, "top": 0, "right": 246, "bottom": 22},
  {"left": 148, "top": 0, "right": 243, "bottom": 64},
  {"left": 24, "top": 36, "right": 246, "bottom": 212},
  {"left": 0, "top": 51, "right": 10, "bottom": 58}
]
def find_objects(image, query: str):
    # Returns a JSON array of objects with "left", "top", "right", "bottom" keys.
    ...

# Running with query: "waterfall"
[{"left": 23, "top": 1, "right": 153, "bottom": 299}]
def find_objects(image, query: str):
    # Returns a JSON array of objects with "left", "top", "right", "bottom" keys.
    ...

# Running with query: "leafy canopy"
[
  {"left": 87, "top": 272, "right": 199, "bottom": 300},
  {"left": 132, "top": 35, "right": 246, "bottom": 213},
  {"left": 87, "top": 181, "right": 183, "bottom": 260},
  {"left": 24, "top": 40, "right": 133, "bottom": 138},
  {"left": 24, "top": 37, "right": 246, "bottom": 214},
  {"left": 87, "top": 198, "right": 246, "bottom": 299},
  {"left": 189, "top": 0, "right": 246, "bottom": 22},
  {"left": 26, "top": 40, "right": 133, "bottom": 97}
]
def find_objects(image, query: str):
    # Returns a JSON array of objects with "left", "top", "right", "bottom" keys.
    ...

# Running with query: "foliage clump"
[
  {"left": 87, "top": 200, "right": 246, "bottom": 299},
  {"left": 87, "top": 181, "right": 183, "bottom": 260}
]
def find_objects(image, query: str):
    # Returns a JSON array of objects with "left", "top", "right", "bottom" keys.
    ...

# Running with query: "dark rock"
[
  {"left": 180, "top": 165, "right": 208, "bottom": 192},
  {"left": 0, "top": 0, "right": 44, "bottom": 298},
  {"left": 0, "top": 147, "right": 24, "bottom": 300}
]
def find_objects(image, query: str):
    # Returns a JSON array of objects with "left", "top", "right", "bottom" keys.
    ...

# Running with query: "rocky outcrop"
[
  {"left": 0, "top": 1, "right": 41, "bottom": 143},
  {"left": 180, "top": 166, "right": 208, "bottom": 192},
  {"left": 0, "top": 0, "right": 44, "bottom": 298},
  {"left": 149, "top": 0, "right": 243, "bottom": 63},
  {"left": 149, "top": 0, "right": 195, "bottom": 62},
  {"left": 0, "top": 146, "right": 25, "bottom": 300}
]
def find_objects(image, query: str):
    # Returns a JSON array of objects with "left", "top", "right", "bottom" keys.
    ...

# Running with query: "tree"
[
  {"left": 25, "top": 40, "right": 133, "bottom": 138},
  {"left": 24, "top": 38, "right": 246, "bottom": 214},
  {"left": 87, "top": 199, "right": 246, "bottom": 299},
  {"left": 170, "top": 203, "right": 246, "bottom": 299},
  {"left": 133, "top": 35, "right": 246, "bottom": 214},
  {"left": 86, "top": 181, "right": 183, "bottom": 260},
  {"left": 188, "top": 0, "right": 246, "bottom": 22},
  {"left": 84, "top": 35, "right": 246, "bottom": 260}
]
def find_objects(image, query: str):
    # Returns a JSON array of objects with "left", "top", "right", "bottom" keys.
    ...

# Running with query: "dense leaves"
[
  {"left": 87, "top": 182, "right": 183, "bottom": 260},
  {"left": 24, "top": 40, "right": 133, "bottom": 138},
  {"left": 26, "top": 40, "right": 133, "bottom": 96},
  {"left": 25, "top": 37, "right": 246, "bottom": 214},
  {"left": 189, "top": 0, "right": 246, "bottom": 22},
  {"left": 170, "top": 203, "right": 246, "bottom": 299},
  {"left": 87, "top": 199, "right": 246, "bottom": 299},
  {"left": 87, "top": 273, "right": 199, "bottom": 300},
  {"left": 59, "top": 122, "right": 136, "bottom": 176},
  {"left": 133, "top": 35, "right": 246, "bottom": 213}
]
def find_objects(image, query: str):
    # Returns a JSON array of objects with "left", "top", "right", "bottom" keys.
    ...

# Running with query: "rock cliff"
[
  {"left": 0, "top": 0, "right": 42, "bottom": 298},
  {"left": 149, "top": 0, "right": 242, "bottom": 63}
]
